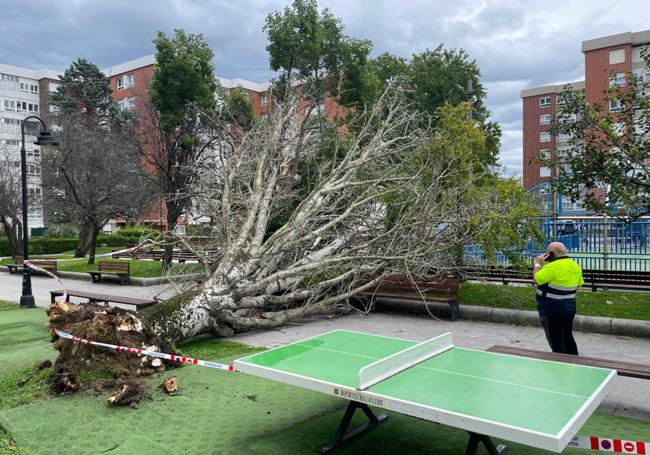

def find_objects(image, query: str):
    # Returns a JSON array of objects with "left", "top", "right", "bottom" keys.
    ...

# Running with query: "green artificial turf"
[
  {"left": 0, "top": 362, "right": 648, "bottom": 455},
  {"left": 460, "top": 282, "right": 650, "bottom": 321},
  {"left": 0, "top": 306, "right": 55, "bottom": 375}
]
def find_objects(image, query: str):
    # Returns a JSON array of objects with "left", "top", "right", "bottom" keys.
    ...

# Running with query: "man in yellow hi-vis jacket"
[{"left": 533, "top": 241, "right": 583, "bottom": 355}]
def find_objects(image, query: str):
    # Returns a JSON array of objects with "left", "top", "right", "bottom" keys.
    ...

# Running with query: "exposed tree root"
[{"left": 48, "top": 301, "right": 180, "bottom": 398}]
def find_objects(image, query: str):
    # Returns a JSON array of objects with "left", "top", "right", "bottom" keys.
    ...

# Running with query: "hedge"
[{"left": 0, "top": 234, "right": 154, "bottom": 256}]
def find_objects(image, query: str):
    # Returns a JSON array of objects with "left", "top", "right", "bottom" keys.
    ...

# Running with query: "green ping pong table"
[{"left": 234, "top": 330, "right": 616, "bottom": 454}]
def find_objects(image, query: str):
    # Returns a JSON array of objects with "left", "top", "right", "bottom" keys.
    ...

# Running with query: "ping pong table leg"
[
  {"left": 320, "top": 401, "right": 388, "bottom": 454},
  {"left": 465, "top": 432, "right": 508, "bottom": 455}
]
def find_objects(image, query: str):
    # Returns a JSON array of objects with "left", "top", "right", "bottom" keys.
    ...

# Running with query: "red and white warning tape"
[
  {"left": 54, "top": 329, "right": 236, "bottom": 372},
  {"left": 569, "top": 435, "right": 648, "bottom": 453}
]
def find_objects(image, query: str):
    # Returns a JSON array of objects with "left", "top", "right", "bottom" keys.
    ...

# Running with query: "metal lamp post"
[{"left": 19, "top": 115, "right": 58, "bottom": 308}]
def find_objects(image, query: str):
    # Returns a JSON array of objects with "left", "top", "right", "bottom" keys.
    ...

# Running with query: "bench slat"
[
  {"left": 487, "top": 345, "right": 650, "bottom": 380},
  {"left": 50, "top": 289, "right": 155, "bottom": 309}
]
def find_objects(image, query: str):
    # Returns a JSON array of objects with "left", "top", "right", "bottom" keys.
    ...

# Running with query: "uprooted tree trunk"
[
  {"left": 48, "top": 301, "right": 180, "bottom": 398},
  {"left": 131, "top": 84, "right": 497, "bottom": 344}
]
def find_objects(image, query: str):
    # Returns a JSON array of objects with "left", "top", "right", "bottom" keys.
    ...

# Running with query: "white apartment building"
[{"left": 0, "top": 64, "right": 59, "bottom": 232}]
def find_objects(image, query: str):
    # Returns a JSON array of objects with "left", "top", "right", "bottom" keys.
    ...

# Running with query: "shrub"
[
  {"left": 115, "top": 225, "right": 159, "bottom": 238},
  {"left": 43, "top": 224, "right": 79, "bottom": 238}
]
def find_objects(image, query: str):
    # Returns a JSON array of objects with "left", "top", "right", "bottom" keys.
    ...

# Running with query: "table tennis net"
[{"left": 358, "top": 332, "right": 453, "bottom": 390}]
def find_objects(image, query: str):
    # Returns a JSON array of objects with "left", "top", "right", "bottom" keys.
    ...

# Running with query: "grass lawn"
[
  {"left": 0, "top": 248, "right": 204, "bottom": 278},
  {"left": 1, "top": 300, "right": 650, "bottom": 454},
  {"left": 460, "top": 282, "right": 650, "bottom": 321}
]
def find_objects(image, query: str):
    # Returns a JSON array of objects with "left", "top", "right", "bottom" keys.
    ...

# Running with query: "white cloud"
[{"left": 2, "top": 0, "right": 649, "bottom": 177}]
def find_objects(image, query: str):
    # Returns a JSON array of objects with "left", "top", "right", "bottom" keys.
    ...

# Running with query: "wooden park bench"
[
  {"left": 582, "top": 269, "right": 650, "bottom": 292},
  {"left": 7, "top": 256, "right": 58, "bottom": 276},
  {"left": 487, "top": 345, "right": 650, "bottom": 380},
  {"left": 459, "top": 266, "right": 532, "bottom": 285},
  {"left": 462, "top": 266, "right": 650, "bottom": 292},
  {"left": 357, "top": 275, "right": 460, "bottom": 321},
  {"left": 88, "top": 260, "right": 131, "bottom": 284},
  {"left": 50, "top": 289, "right": 156, "bottom": 312}
]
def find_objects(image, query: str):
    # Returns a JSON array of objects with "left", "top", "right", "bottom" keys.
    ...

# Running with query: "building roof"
[
  {"left": 520, "top": 81, "right": 584, "bottom": 98},
  {"left": 1, "top": 54, "right": 271, "bottom": 93},
  {"left": 218, "top": 77, "right": 270, "bottom": 93},
  {"left": 0, "top": 63, "right": 60, "bottom": 81},
  {"left": 582, "top": 29, "right": 650, "bottom": 52},
  {"left": 102, "top": 54, "right": 156, "bottom": 77}
]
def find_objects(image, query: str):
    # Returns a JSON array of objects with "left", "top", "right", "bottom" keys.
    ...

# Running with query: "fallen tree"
[{"left": 137, "top": 84, "right": 502, "bottom": 343}]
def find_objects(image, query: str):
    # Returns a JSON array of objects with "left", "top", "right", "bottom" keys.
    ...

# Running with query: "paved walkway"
[
  {"left": 0, "top": 272, "right": 175, "bottom": 307},
  {"left": 234, "top": 312, "right": 650, "bottom": 422}
]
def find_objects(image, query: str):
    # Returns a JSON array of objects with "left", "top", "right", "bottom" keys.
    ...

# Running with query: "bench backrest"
[
  {"left": 377, "top": 275, "right": 459, "bottom": 294},
  {"left": 98, "top": 261, "right": 130, "bottom": 273},
  {"left": 31, "top": 259, "right": 57, "bottom": 268}
]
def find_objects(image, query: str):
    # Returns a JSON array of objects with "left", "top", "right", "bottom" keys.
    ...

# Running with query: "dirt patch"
[{"left": 48, "top": 301, "right": 180, "bottom": 399}]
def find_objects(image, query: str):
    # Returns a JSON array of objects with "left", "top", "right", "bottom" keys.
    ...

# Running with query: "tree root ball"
[{"left": 48, "top": 301, "right": 181, "bottom": 395}]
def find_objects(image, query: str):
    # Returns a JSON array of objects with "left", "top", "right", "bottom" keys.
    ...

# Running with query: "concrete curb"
[
  {"left": 0, "top": 266, "right": 202, "bottom": 287},
  {"left": 371, "top": 297, "right": 650, "bottom": 339}
]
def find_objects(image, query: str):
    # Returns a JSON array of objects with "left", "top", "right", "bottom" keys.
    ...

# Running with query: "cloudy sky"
[{"left": 2, "top": 0, "right": 648, "bottom": 176}]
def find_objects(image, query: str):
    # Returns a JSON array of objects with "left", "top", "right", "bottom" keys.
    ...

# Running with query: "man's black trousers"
[{"left": 540, "top": 314, "right": 578, "bottom": 355}]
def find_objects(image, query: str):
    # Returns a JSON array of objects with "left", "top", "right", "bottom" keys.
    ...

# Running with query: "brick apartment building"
[
  {"left": 521, "top": 29, "right": 650, "bottom": 214},
  {"left": 1, "top": 53, "right": 344, "bottom": 234}
]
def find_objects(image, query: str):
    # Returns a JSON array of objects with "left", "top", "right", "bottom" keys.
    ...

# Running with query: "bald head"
[{"left": 547, "top": 242, "right": 567, "bottom": 257}]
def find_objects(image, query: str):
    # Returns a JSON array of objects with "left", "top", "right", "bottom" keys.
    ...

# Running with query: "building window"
[
  {"left": 30, "top": 85, "right": 38, "bottom": 93},
  {"left": 539, "top": 96, "right": 551, "bottom": 107},
  {"left": 3, "top": 100, "right": 16, "bottom": 111},
  {"left": 19, "top": 82, "right": 29, "bottom": 91},
  {"left": 609, "top": 99, "right": 623, "bottom": 112},
  {"left": 261, "top": 94, "right": 268, "bottom": 105},
  {"left": 540, "top": 167, "right": 551, "bottom": 178},
  {"left": 609, "top": 72, "right": 626, "bottom": 87},
  {"left": 609, "top": 49, "right": 625, "bottom": 65},
  {"left": 28, "top": 187, "right": 42, "bottom": 199},
  {"left": 27, "top": 164, "right": 40, "bottom": 177},
  {"left": 557, "top": 132, "right": 572, "bottom": 141},
  {"left": 28, "top": 103, "right": 39, "bottom": 112},
  {"left": 559, "top": 113, "right": 577, "bottom": 122},
  {"left": 118, "top": 97, "right": 136, "bottom": 111},
  {"left": 2, "top": 117, "right": 20, "bottom": 125},
  {"left": 539, "top": 132, "right": 551, "bottom": 142},
  {"left": 539, "top": 149, "right": 550, "bottom": 160},
  {"left": 556, "top": 148, "right": 570, "bottom": 159},
  {"left": 27, "top": 148, "right": 40, "bottom": 158},
  {"left": 0, "top": 74, "right": 19, "bottom": 83},
  {"left": 117, "top": 74, "right": 135, "bottom": 90},
  {"left": 5, "top": 139, "right": 19, "bottom": 146},
  {"left": 540, "top": 114, "right": 551, "bottom": 125}
]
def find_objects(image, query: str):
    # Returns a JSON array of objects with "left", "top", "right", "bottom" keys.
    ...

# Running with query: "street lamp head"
[{"left": 34, "top": 130, "right": 59, "bottom": 147}]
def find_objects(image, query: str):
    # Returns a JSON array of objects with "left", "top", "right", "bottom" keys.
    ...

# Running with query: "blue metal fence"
[{"left": 464, "top": 220, "right": 650, "bottom": 271}]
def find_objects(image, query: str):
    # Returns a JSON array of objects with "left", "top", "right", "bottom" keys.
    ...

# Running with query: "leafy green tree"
[
  {"left": 222, "top": 87, "right": 254, "bottom": 130},
  {"left": 52, "top": 58, "right": 115, "bottom": 119},
  {"left": 363, "top": 47, "right": 502, "bottom": 167},
  {"left": 549, "top": 51, "right": 650, "bottom": 220},
  {"left": 263, "top": 0, "right": 373, "bottom": 105},
  {"left": 145, "top": 29, "right": 218, "bottom": 264}
]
